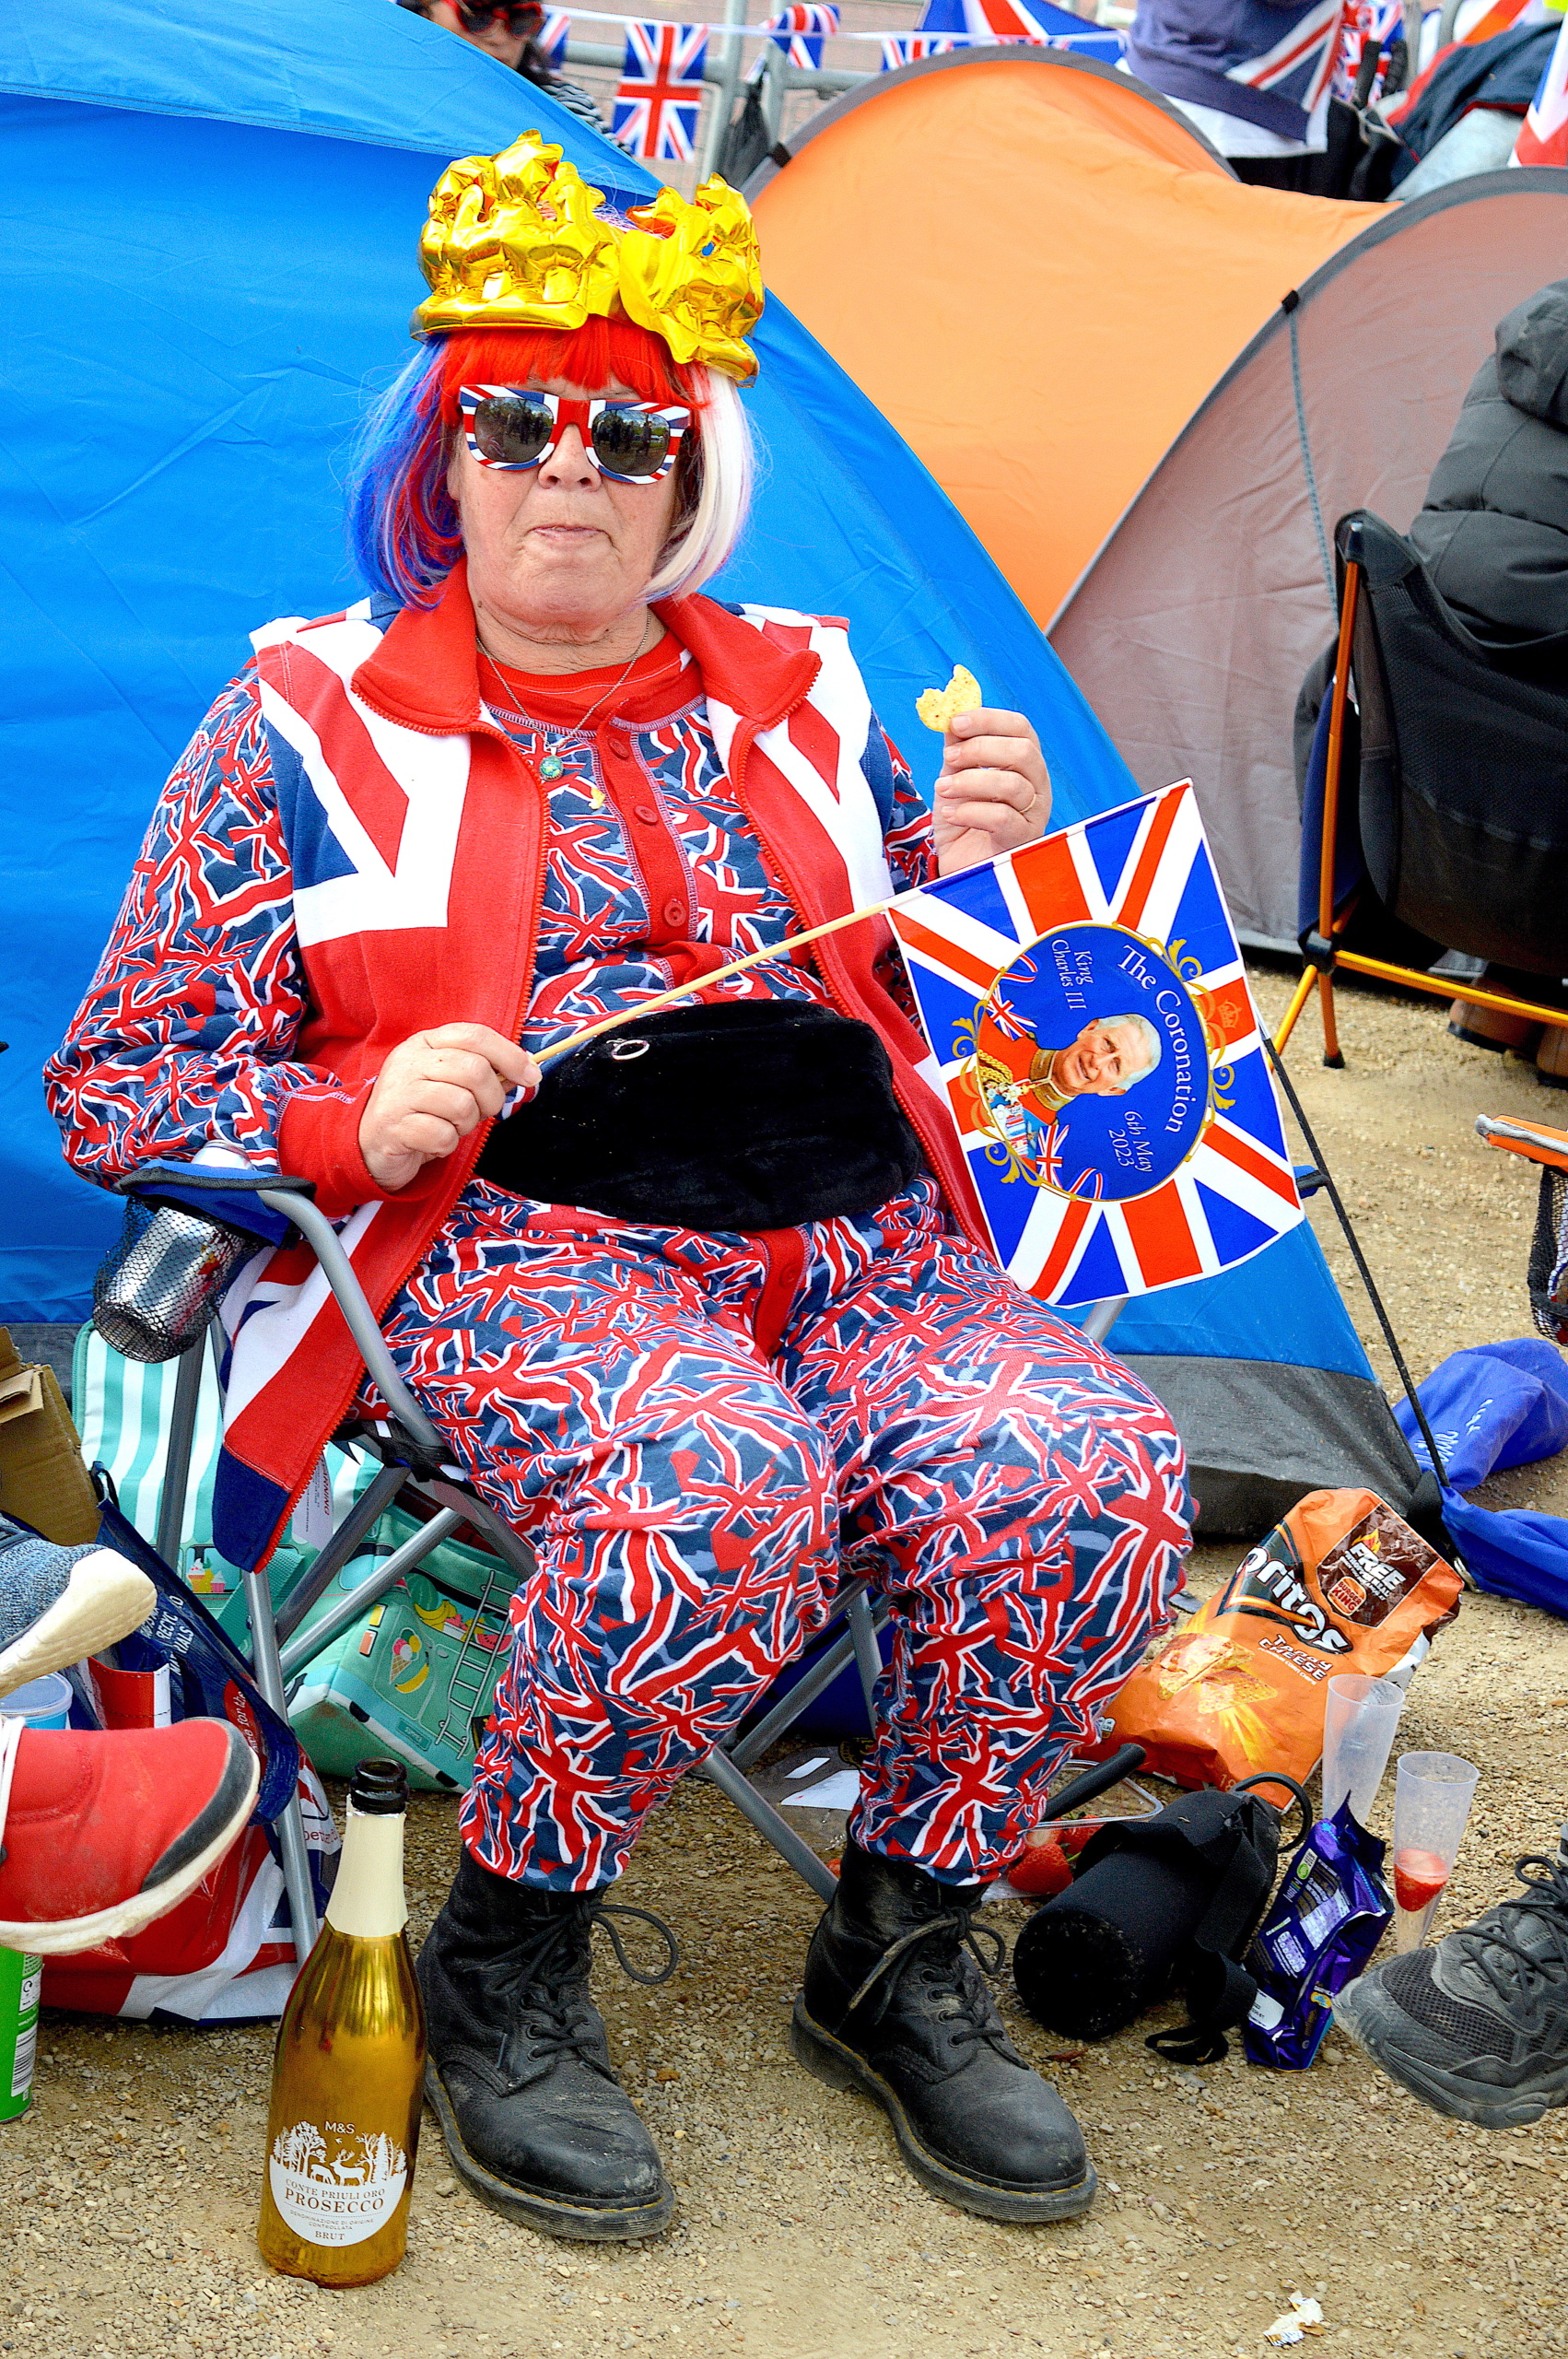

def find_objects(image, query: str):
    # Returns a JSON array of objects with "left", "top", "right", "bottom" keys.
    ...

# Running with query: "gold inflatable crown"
[{"left": 413, "top": 133, "right": 763, "bottom": 384}]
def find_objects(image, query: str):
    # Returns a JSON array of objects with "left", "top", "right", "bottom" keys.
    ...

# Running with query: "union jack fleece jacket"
[{"left": 46, "top": 564, "right": 991, "bottom": 1570}]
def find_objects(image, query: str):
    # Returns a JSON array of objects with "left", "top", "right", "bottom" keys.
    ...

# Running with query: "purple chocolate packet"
[{"left": 1241, "top": 1800, "right": 1392, "bottom": 2070}]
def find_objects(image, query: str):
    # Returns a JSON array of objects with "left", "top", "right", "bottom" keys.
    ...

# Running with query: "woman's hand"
[
  {"left": 359, "top": 1025, "right": 540, "bottom": 1193},
  {"left": 933, "top": 709, "right": 1052, "bottom": 876}
]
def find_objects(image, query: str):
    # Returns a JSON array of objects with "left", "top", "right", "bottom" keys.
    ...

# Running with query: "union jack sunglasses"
[{"left": 458, "top": 385, "right": 691, "bottom": 484}]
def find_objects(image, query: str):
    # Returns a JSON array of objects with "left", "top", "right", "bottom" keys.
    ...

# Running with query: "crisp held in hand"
[{"left": 917, "top": 665, "right": 982, "bottom": 734}]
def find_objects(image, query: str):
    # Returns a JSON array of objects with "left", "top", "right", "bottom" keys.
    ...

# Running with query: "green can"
[{"left": 0, "top": 1947, "right": 42, "bottom": 2121}]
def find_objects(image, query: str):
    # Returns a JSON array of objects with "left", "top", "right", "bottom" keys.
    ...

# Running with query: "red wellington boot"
[{"left": 0, "top": 1719, "right": 259, "bottom": 1955}]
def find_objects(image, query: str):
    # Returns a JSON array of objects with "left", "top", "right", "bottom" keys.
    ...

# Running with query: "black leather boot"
[
  {"left": 416, "top": 1848, "right": 675, "bottom": 2240},
  {"left": 791, "top": 1839, "right": 1096, "bottom": 2222}
]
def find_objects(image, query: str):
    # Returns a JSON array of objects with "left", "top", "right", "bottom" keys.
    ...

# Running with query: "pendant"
[{"left": 539, "top": 755, "right": 565, "bottom": 781}]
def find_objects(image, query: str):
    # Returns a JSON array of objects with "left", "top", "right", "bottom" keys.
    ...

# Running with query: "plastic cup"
[
  {"left": 1392, "top": 1751, "right": 1480, "bottom": 1952},
  {"left": 0, "top": 1673, "right": 72, "bottom": 1732},
  {"left": 1320, "top": 1672, "right": 1406, "bottom": 1826}
]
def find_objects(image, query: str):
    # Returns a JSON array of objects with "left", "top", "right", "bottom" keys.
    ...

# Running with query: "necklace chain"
[{"left": 477, "top": 629, "right": 651, "bottom": 746}]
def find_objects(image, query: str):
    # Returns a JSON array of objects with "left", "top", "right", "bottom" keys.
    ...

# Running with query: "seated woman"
[{"left": 47, "top": 139, "right": 1188, "bottom": 2243}]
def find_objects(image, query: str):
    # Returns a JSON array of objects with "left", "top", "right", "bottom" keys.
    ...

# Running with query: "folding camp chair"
[
  {"left": 113, "top": 1168, "right": 1133, "bottom": 1959},
  {"left": 1274, "top": 510, "right": 1568, "bottom": 1067}
]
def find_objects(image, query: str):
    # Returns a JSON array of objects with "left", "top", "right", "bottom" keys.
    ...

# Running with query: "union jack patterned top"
[{"left": 46, "top": 630, "right": 932, "bottom": 1188}]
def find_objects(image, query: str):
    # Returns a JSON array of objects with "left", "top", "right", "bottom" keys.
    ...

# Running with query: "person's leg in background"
[
  {"left": 376, "top": 1185, "right": 841, "bottom": 2239},
  {"left": 778, "top": 1183, "right": 1190, "bottom": 2221}
]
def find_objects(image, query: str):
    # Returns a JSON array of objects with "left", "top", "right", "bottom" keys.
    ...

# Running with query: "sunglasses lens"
[
  {"left": 471, "top": 393, "right": 554, "bottom": 467},
  {"left": 591, "top": 407, "right": 673, "bottom": 480}
]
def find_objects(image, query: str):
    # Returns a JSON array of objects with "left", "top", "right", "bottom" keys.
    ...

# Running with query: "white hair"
[
  {"left": 645, "top": 366, "right": 754, "bottom": 602},
  {"left": 1098, "top": 1011, "right": 1164, "bottom": 1091}
]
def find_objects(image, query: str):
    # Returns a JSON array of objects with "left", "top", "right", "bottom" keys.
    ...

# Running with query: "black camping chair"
[{"left": 1275, "top": 510, "right": 1568, "bottom": 1065}]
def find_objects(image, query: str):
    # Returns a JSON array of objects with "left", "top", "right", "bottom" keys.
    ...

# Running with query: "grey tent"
[{"left": 1049, "top": 171, "right": 1568, "bottom": 948}]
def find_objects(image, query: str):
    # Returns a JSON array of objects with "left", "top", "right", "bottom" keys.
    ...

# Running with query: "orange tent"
[{"left": 746, "top": 50, "right": 1379, "bottom": 627}]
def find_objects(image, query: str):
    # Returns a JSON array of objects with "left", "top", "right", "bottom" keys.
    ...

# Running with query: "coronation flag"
[
  {"left": 886, "top": 782, "right": 1302, "bottom": 1309},
  {"left": 538, "top": 6, "right": 571, "bottom": 65},
  {"left": 1515, "top": 8, "right": 1568, "bottom": 163},
  {"left": 613, "top": 18, "right": 708, "bottom": 159}
]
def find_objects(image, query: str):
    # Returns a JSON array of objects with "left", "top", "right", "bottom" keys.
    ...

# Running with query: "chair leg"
[
  {"left": 1081, "top": 1296, "right": 1128, "bottom": 1345},
  {"left": 243, "top": 1564, "right": 319, "bottom": 1959},
  {"left": 277, "top": 1505, "right": 467, "bottom": 1681},
  {"left": 1318, "top": 968, "right": 1345, "bottom": 1070},
  {"left": 1305, "top": 555, "right": 1361, "bottom": 1074},
  {"left": 727, "top": 1619, "right": 866, "bottom": 1773},
  {"left": 417, "top": 1477, "right": 537, "bottom": 1585},
  {"left": 152, "top": 1331, "right": 208, "bottom": 1572},
  {"left": 699, "top": 1744, "right": 837, "bottom": 1901},
  {"left": 272, "top": 1460, "right": 410, "bottom": 1645},
  {"left": 1273, "top": 967, "right": 1316, "bottom": 1055},
  {"left": 847, "top": 1588, "right": 883, "bottom": 1724}
]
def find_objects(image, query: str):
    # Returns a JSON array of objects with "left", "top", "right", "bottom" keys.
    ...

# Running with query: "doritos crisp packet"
[
  {"left": 1242, "top": 1801, "right": 1392, "bottom": 2070},
  {"left": 1097, "top": 1491, "right": 1462, "bottom": 1792}
]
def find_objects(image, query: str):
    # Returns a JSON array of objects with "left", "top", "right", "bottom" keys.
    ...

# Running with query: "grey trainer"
[
  {"left": 1337, "top": 1847, "right": 1568, "bottom": 2128},
  {"left": 0, "top": 1518, "right": 155, "bottom": 1700}
]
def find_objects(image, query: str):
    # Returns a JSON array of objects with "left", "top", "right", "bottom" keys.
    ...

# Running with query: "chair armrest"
[
  {"left": 114, "top": 1167, "right": 448, "bottom": 1473},
  {"left": 256, "top": 1190, "right": 448, "bottom": 1473},
  {"left": 117, "top": 1164, "right": 315, "bottom": 1248}
]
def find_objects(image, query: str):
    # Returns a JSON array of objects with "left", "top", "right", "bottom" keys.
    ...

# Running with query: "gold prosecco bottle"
[{"left": 257, "top": 1758, "right": 426, "bottom": 2287}]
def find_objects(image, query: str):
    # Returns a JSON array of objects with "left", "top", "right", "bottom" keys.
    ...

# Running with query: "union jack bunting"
[
  {"left": 538, "top": 6, "right": 570, "bottom": 65},
  {"left": 915, "top": 0, "right": 1126, "bottom": 54},
  {"left": 880, "top": 30, "right": 961, "bottom": 64},
  {"left": 765, "top": 3, "right": 839, "bottom": 66},
  {"left": 886, "top": 782, "right": 1302, "bottom": 1310},
  {"left": 613, "top": 18, "right": 708, "bottom": 160},
  {"left": 1328, "top": 0, "right": 1401, "bottom": 104},
  {"left": 1514, "top": 6, "right": 1568, "bottom": 162}
]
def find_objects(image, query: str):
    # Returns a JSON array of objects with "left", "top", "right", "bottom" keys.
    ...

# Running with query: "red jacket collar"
[{"left": 351, "top": 559, "right": 819, "bottom": 735}]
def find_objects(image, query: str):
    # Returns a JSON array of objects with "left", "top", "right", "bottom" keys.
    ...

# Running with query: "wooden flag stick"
[{"left": 536, "top": 895, "right": 905, "bottom": 1068}]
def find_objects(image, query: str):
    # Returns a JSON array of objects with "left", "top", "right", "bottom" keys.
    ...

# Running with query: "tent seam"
[{"left": 1288, "top": 302, "right": 1336, "bottom": 608}]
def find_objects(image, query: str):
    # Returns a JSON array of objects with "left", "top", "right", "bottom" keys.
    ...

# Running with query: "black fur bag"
[
  {"left": 476, "top": 999, "right": 926, "bottom": 1232},
  {"left": 1011, "top": 1776, "right": 1311, "bottom": 2065}
]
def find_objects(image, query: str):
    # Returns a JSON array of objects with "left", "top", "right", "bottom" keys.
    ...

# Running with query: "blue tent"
[{"left": 0, "top": 0, "right": 1418, "bottom": 1532}]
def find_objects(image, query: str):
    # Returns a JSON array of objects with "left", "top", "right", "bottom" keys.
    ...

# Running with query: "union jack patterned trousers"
[{"left": 377, "top": 1177, "right": 1190, "bottom": 1889}]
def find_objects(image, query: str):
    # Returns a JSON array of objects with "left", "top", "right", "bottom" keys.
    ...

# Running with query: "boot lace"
[
  {"left": 509, "top": 1900, "right": 678, "bottom": 2077},
  {"left": 1450, "top": 1853, "right": 1568, "bottom": 2022},
  {"left": 846, "top": 1912, "right": 1012, "bottom": 2057}
]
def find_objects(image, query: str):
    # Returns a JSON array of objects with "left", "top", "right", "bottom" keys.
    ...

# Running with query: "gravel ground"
[{"left": 6, "top": 967, "right": 1568, "bottom": 2359}]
